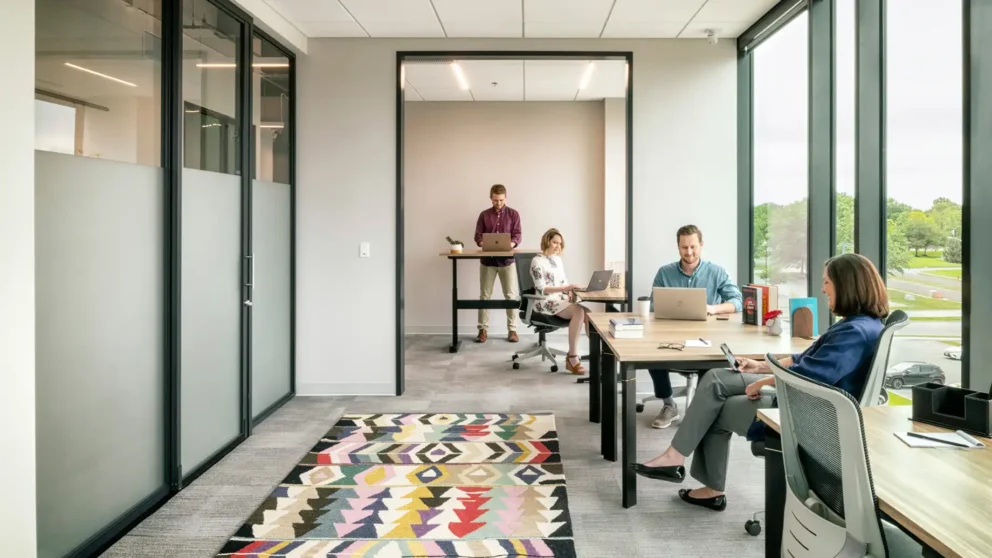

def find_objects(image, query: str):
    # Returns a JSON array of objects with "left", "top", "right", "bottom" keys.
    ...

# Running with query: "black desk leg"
[
  {"left": 449, "top": 258, "right": 461, "bottom": 353},
  {"left": 588, "top": 329, "right": 601, "bottom": 424},
  {"left": 764, "top": 430, "right": 785, "bottom": 558},
  {"left": 621, "top": 363, "right": 637, "bottom": 508},
  {"left": 601, "top": 350, "right": 617, "bottom": 461}
]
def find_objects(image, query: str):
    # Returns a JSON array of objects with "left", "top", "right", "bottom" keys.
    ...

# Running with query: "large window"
[
  {"left": 835, "top": 0, "right": 855, "bottom": 256},
  {"left": 884, "top": 0, "right": 963, "bottom": 400},
  {"left": 752, "top": 12, "right": 809, "bottom": 312}
]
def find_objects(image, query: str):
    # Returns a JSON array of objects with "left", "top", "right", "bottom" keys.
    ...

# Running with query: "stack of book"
[{"left": 609, "top": 317, "right": 644, "bottom": 339}]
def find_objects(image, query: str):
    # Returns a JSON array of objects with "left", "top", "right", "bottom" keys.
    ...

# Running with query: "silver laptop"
[
  {"left": 574, "top": 270, "right": 613, "bottom": 293},
  {"left": 653, "top": 287, "right": 708, "bottom": 321},
  {"left": 481, "top": 233, "right": 511, "bottom": 252}
]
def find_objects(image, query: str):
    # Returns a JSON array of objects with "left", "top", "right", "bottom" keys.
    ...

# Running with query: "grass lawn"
[
  {"left": 941, "top": 340, "right": 962, "bottom": 347},
  {"left": 907, "top": 316, "right": 961, "bottom": 322},
  {"left": 925, "top": 268, "right": 962, "bottom": 280},
  {"left": 888, "top": 288, "right": 962, "bottom": 311},
  {"left": 907, "top": 253, "right": 960, "bottom": 269}
]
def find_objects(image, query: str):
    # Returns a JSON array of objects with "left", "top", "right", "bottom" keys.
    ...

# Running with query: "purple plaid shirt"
[{"left": 474, "top": 207, "right": 522, "bottom": 267}]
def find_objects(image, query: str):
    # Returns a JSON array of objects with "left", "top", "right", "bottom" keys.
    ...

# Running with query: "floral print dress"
[{"left": 530, "top": 255, "right": 573, "bottom": 315}]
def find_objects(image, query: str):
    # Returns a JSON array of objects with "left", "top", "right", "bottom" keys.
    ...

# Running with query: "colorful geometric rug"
[{"left": 218, "top": 413, "right": 576, "bottom": 557}]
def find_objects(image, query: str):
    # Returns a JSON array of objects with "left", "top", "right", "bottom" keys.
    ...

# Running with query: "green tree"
[
  {"left": 887, "top": 198, "right": 914, "bottom": 222},
  {"left": 928, "top": 197, "right": 962, "bottom": 244},
  {"left": 835, "top": 193, "right": 854, "bottom": 255},
  {"left": 753, "top": 203, "right": 770, "bottom": 278},
  {"left": 904, "top": 210, "right": 941, "bottom": 256},
  {"left": 767, "top": 199, "right": 809, "bottom": 280},
  {"left": 886, "top": 219, "right": 912, "bottom": 274},
  {"left": 944, "top": 236, "right": 963, "bottom": 264}
]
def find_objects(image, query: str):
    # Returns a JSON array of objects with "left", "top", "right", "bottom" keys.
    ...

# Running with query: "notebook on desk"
[{"left": 895, "top": 430, "right": 986, "bottom": 449}]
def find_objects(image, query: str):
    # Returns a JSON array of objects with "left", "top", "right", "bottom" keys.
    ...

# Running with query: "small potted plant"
[
  {"left": 764, "top": 309, "right": 783, "bottom": 335},
  {"left": 445, "top": 236, "right": 464, "bottom": 254}
]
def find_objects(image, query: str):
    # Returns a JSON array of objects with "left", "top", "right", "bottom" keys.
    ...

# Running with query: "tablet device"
[{"left": 720, "top": 343, "right": 739, "bottom": 371}]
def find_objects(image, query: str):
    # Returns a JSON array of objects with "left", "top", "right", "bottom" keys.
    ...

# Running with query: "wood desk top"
[
  {"left": 439, "top": 249, "right": 538, "bottom": 258},
  {"left": 758, "top": 406, "right": 992, "bottom": 558},
  {"left": 578, "top": 288, "right": 626, "bottom": 303},
  {"left": 589, "top": 312, "right": 812, "bottom": 363}
]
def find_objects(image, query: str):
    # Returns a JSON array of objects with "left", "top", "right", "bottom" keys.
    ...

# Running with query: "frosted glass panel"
[
  {"left": 35, "top": 150, "right": 165, "bottom": 558},
  {"left": 182, "top": 167, "right": 242, "bottom": 474},
  {"left": 252, "top": 179, "right": 292, "bottom": 418}
]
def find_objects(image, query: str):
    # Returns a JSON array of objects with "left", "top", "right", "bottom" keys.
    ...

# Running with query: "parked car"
[
  {"left": 885, "top": 362, "right": 946, "bottom": 390},
  {"left": 944, "top": 346, "right": 962, "bottom": 360}
]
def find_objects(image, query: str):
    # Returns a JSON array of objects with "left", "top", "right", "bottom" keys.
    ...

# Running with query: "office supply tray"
[{"left": 911, "top": 383, "right": 992, "bottom": 437}]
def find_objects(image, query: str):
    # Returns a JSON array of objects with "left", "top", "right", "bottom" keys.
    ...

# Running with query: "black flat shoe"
[
  {"left": 631, "top": 463, "right": 686, "bottom": 483},
  {"left": 678, "top": 488, "right": 727, "bottom": 512}
]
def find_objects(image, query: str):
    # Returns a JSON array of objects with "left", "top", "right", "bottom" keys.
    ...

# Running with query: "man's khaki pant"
[{"left": 479, "top": 263, "right": 518, "bottom": 331}]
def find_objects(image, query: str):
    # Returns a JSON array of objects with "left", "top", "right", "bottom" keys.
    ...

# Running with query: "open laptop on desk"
[
  {"left": 653, "top": 287, "right": 708, "bottom": 320},
  {"left": 574, "top": 270, "right": 613, "bottom": 293},
  {"left": 481, "top": 233, "right": 511, "bottom": 252}
]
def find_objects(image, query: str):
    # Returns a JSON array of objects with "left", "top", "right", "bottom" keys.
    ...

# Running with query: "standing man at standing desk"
[
  {"left": 647, "top": 224, "right": 743, "bottom": 429},
  {"left": 474, "top": 184, "right": 522, "bottom": 344}
]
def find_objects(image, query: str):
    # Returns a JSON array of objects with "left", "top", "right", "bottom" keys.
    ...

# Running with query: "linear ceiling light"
[
  {"left": 64, "top": 63, "right": 137, "bottom": 87},
  {"left": 259, "top": 124, "right": 284, "bottom": 129},
  {"left": 450, "top": 62, "right": 470, "bottom": 90},
  {"left": 195, "top": 63, "right": 290, "bottom": 68},
  {"left": 579, "top": 62, "right": 596, "bottom": 90}
]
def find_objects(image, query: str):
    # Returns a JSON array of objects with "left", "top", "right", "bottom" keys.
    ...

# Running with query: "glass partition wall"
[{"left": 32, "top": 0, "right": 295, "bottom": 555}]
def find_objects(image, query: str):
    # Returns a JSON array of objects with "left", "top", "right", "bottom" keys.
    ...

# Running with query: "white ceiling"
[
  {"left": 264, "top": 0, "right": 779, "bottom": 39},
  {"left": 404, "top": 59, "right": 626, "bottom": 101}
]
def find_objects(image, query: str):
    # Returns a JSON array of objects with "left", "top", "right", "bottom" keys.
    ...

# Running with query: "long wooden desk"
[
  {"left": 577, "top": 287, "right": 628, "bottom": 310},
  {"left": 758, "top": 406, "right": 992, "bottom": 558},
  {"left": 440, "top": 250, "right": 536, "bottom": 353},
  {"left": 587, "top": 312, "right": 813, "bottom": 508}
]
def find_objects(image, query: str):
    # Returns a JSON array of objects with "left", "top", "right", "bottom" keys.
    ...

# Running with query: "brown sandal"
[{"left": 565, "top": 354, "right": 586, "bottom": 375}]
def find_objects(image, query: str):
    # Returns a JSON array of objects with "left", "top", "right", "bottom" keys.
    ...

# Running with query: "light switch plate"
[{"left": 360, "top": 242, "right": 371, "bottom": 258}]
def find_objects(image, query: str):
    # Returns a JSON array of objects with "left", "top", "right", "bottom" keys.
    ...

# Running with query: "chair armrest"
[{"left": 522, "top": 294, "right": 542, "bottom": 322}]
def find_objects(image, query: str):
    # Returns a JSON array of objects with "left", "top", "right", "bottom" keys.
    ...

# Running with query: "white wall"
[
  {"left": 404, "top": 101, "right": 605, "bottom": 335},
  {"left": 603, "top": 97, "right": 627, "bottom": 267},
  {"left": 297, "top": 38, "right": 738, "bottom": 396},
  {"left": 0, "top": 1, "right": 38, "bottom": 555}
]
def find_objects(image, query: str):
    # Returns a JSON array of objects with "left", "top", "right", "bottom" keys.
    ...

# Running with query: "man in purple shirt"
[{"left": 474, "top": 184, "right": 522, "bottom": 343}]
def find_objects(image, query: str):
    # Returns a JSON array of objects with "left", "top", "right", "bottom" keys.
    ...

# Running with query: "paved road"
[
  {"left": 901, "top": 320, "right": 961, "bottom": 337},
  {"left": 889, "top": 337, "right": 961, "bottom": 386},
  {"left": 888, "top": 276, "right": 962, "bottom": 302}
]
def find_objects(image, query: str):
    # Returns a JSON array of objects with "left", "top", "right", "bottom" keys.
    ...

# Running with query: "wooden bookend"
[{"left": 792, "top": 307, "right": 814, "bottom": 339}]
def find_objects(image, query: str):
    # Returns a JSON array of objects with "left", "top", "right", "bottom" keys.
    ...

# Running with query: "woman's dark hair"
[{"left": 825, "top": 253, "right": 889, "bottom": 319}]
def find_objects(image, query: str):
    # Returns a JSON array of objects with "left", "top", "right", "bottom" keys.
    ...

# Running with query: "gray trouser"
[{"left": 670, "top": 368, "right": 774, "bottom": 492}]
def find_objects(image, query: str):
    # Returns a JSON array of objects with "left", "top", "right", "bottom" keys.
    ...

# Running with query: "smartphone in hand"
[{"left": 720, "top": 343, "right": 739, "bottom": 371}]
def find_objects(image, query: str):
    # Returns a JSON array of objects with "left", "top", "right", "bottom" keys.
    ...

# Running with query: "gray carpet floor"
[{"left": 104, "top": 334, "right": 769, "bottom": 557}]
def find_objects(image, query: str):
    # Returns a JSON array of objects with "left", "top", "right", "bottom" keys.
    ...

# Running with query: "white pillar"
[{"left": 0, "top": 1, "right": 38, "bottom": 556}]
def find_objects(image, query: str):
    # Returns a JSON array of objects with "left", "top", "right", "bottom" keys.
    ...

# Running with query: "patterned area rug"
[{"left": 218, "top": 413, "right": 576, "bottom": 557}]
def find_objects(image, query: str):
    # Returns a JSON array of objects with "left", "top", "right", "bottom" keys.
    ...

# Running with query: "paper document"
[
  {"left": 685, "top": 339, "right": 711, "bottom": 348},
  {"left": 895, "top": 431, "right": 985, "bottom": 449}
]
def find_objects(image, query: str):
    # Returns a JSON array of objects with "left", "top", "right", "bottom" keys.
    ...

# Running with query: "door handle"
[{"left": 244, "top": 300, "right": 253, "bottom": 307}]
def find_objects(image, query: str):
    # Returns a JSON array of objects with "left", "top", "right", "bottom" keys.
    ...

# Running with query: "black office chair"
[{"left": 510, "top": 253, "right": 571, "bottom": 373}]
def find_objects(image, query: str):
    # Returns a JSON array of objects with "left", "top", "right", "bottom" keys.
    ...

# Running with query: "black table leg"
[
  {"left": 588, "top": 328, "right": 601, "bottom": 424},
  {"left": 621, "top": 363, "right": 637, "bottom": 508},
  {"left": 449, "top": 258, "right": 461, "bottom": 353},
  {"left": 764, "top": 429, "right": 785, "bottom": 558},
  {"left": 601, "top": 350, "right": 617, "bottom": 461}
]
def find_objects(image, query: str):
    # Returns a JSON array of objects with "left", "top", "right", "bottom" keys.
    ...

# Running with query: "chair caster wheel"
[
  {"left": 745, "top": 520, "right": 761, "bottom": 536},
  {"left": 550, "top": 365, "right": 559, "bottom": 373},
  {"left": 512, "top": 354, "right": 519, "bottom": 360},
  {"left": 512, "top": 362, "right": 520, "bottom": 370},
  {"left": 636, "top": 403, "right": 645, "bottom": 413}
]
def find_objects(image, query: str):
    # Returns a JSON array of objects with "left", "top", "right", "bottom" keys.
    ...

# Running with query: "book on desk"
[{"left": 610, "top": 317, "right": 644, "bottom": 339}]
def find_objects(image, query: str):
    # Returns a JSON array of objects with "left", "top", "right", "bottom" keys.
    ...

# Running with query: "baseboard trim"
[{"left": 297, "top": 382, "right": 395, "bottom": 396}]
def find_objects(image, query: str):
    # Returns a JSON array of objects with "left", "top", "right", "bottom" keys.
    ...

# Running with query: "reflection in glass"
[
  {"left": 752, "top": 12, "right": 809, "bottom": 313},
  {"left": 835, "top": 0, "right": 855, "bottom": 256},
  {"left": 253, "top": 35, "right": 291, "bottom": 184}
]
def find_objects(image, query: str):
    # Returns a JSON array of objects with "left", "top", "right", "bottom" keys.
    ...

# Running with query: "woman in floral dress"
[{"left": 530, "top": 228, "right": 589, "bottom": 374}]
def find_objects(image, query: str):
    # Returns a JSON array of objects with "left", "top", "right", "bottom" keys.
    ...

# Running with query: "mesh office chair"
[
  {"left": 745, "top": 310, "right": 909, "bottom": 536},
  {"left": 510, "top": 253, "right": 571, "bottom": 373},
  {"left": 769, "top": 354, "right": 922, "bottom": 557}
]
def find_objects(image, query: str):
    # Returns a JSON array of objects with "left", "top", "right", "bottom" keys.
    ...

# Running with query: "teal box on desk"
[{"left": 789, "top": 297, "right": 818, "bottom": 337}]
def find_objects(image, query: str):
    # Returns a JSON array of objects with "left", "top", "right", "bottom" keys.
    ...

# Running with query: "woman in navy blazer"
[{"left": 632, "top": 253, "right": 889, "bottom": 511}]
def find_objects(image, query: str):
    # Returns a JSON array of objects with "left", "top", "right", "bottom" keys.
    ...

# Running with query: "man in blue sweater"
[{"left": 649, "top": 225, "right": 743, "bottom": 428}]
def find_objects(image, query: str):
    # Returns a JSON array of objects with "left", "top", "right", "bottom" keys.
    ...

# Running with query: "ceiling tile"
[
  {"left": 575, "top": 60, "right": 627, "bottom": 100},
  {"left": 433, "top": 0, "right": 522, "bottom": 37},
  {"left": 607, "top": 0, "right": 706, "bottom": 23},
  {"left": 680, "top": 20, "right": 750, "bottom": 38},
  {"left": 524, "top": 60, "right": 587, "bottom": 100},
  {"left": 404, "top": 84, "right": 424, "bottom": 100},
  {"left": 524, "top": 0, "right": 612, "bottom": 37},
  {"left": 417, "top": 88, "right": 474, "bottom": 101},
  {"left": 338, "top": 0, "right": 445, "bottom": 37},
  {"left": 297, "top": 20, "right": 368, "bottom": 37},
  {"left": 601, "top": 21, "right": 683, "bottom": 38},
  {"left": 694, "top": 0, "right": 778, "bottom": 22},
  {"left": 460, "top": 60, "right": 524, "bottom": 101},
  {"left": 404, "top": 63, "right": 459, "bottom": 91},
  {"left": 266, "top": 0, "right": 355, "bottom": 23},
  {"left": 524, "top": 22, "right": 603, "bottom": 38}
]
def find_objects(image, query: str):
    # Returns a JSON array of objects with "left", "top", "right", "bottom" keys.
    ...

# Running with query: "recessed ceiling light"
[
  {"left": 450, "top": 62, "right": 470, "bottom": 90},
  {"left": 64, "top": 63, "right": 137, "bottom": 87},
  {"left": 195, "top": 63, "right": 290, "bottom": 68},
  {"left": 579, "top": 62, "right": 596, "bottom": 90}
]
